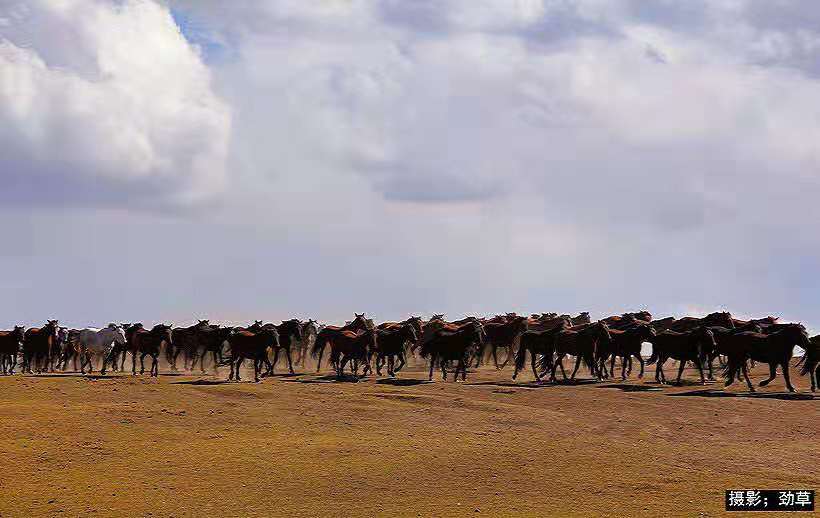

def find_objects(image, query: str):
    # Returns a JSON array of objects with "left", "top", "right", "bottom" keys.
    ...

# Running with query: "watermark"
[{"left": 726, "top": 490, "right": 814, "bottom": 512}]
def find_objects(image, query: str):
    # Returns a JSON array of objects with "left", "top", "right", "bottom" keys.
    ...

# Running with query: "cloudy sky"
[{"left": 1, "top": 0, "right": 819, "bottom": 329}]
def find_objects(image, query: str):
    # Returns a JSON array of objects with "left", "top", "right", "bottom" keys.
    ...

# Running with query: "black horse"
[{"left": 647, "top": 327, "right": 716, "bottom": 385}]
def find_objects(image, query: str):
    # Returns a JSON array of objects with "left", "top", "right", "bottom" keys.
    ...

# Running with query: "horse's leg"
[
  {"left": 741, "top": 361, "right": 754, "bottom": 392},
  {"left": 530, "top": 351, "right": 540, "bottom": 381},
  {"left": 675, "top": 360, "right": 686, "bottom": 385},
  {"left": 695, "top": 356, "right": 706, "bottom": 385},
  {"left": 759, "top": 363, "right": 777, "bottom": 387},
  {"left": 131, "top": 349, "right": 138, "bottom": 376},
  {"left": 441, "top": 359, "right": 447, "bottom": 381},
  {"left": 556, "top": 354, "right": 568, "bottom": 381},
  {"left": 140, "top": 352, "right": 149, "bottom": 375},
  {"left": 235, "top": 358, "right": 243, "bottom": 381},
  {"left": 428, "top": 355, "right": 435, "bottom": 381},
  {"left": 570, "top": 355, "right": 582, "bottom": 380},
  {"left": 621, "top": 355, "right": 628, "bottom": 380},
  {"left": 781, "top": 359, "right": 795, "bottom": 393},
  {"left": 656, "top": 359, "right": 665, "bottom": 384}
]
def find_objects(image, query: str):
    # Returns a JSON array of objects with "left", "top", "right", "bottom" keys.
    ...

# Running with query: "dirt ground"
[{"left": 0, "top": 359, "right": 816, "bottom": 517}]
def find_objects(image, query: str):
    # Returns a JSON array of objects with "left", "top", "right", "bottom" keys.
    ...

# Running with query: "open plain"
[{"left": 0, "top": 362, "right": 817, "bottom": 517}]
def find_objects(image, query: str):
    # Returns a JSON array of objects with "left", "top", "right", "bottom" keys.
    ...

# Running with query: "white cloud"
[{"left": 0, "top": 0, "right": 230, "bottom": 206}]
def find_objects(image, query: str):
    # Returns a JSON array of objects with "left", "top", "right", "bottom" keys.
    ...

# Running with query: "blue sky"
[{"left": 1, "top": 0, "right": 819, "bottom": 331}]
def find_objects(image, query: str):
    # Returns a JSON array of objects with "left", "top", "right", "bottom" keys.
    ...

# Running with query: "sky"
[{"left": 1, "top": 0, "right": 819, "bottom": 329}]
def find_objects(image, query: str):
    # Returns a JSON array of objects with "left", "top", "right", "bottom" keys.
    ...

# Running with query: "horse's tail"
[
  {"left": 798, "top": 344, "right": 817, "bottom": 375},
  {"left": 536, "top": 349, "right": 553, "bottom": 376},
  {"left": 645, "top": 345, "right": 658, "bottom": 366},
  {"left": 513, "top": 339, "right": 528, "bottom": 375},
  {"left": 721, "top": 352, "right": 744, "bottom": 385}
]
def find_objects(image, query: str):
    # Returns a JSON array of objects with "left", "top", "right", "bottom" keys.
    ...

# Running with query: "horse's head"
[
  {"left": 636, "top": 323, "right": 656, "bottom": 341},
  {"left": 113, "top": 325, "right": 127, "bottom": 345},
  {"left": 197, "top": 319, "right": 210, "bottom": 327},
  {"left": 13, "top": 326, "right": 25, "bottom": 343},
  {"left": 706, "top": 311, "right": 734, "bottom": 328},
  {"left": 153, "top": 324, "right": 174, "bottom": 344},
  {"left": 596, "top": 321, "right": 612, "bottom": 342},
  {"left": 46, "top": 320, "right": 60, "bottom": 339},
  {"left": 430, "top": 314, "right": 445, "bottom": 322},
  {"left": 282, "top": 319, "right": 303, "bottom": 340}
]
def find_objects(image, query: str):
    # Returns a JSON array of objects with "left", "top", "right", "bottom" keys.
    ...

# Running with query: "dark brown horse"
[
  {"left": 224, "top": 327, "right": 279, "bottom": 382},
  {"left": 799, "top": 335, "right": 820, "bottom": 392},
  {"left": 22, "top": 320, "right": 59, "bottom": 374},
  {"left": 0, "top": 326, "right": 25, "bottom": 375},
  {"left": 129, "top": 324, "right": 173, "bottom": 377},
  {"left": 600, "top": 323, "right": 656, "bottom": 380},
  {"left": 374, "top": 323, "right": 417, "bottom": 377},
  {"left": 656, "top": 311, "right": 734, "bottom": 333},
  {"left": 513, "top": 318, "right": 570, "bottom": 381},
  {"left": 477, "top": 316, "right": 528, "bottom": 369},
  {"left": 722, "top": 324, "right": 810, "bottom": 392},
  {"left": 248, "top": 319, "right": 303, "bottom": 375},
  {"left": 647, "top": 327, "right": 716, "bottom": 385},
  {"left": 420, "top": 322, "right": 485, "bottom": 382},
  {"left": 544, "top": 321, "right": 611, "bottom": 381}
]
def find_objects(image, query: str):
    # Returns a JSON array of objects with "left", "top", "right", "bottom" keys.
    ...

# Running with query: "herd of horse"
[{"left": 0, "top": 311, "right": 818, "bottom": 393}]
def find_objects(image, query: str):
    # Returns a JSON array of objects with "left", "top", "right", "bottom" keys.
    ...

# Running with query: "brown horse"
[
  {"left": 22, "top": 320, "right": 59, "bottom": 374},
  {"left": 325, "top": 329, "right": 378, "bottom": 377},
  {"left": 420, "top": 322, "right": 485, "bottom": 381},
  {"left": 722, "top": 324, "right": 810, "bottom": 392},
  {"left": 545, "top": 321, "right": 611, "bottom": 381},
  {"left": 0, "top": 326, "right": 25, "bottom": 375},
  {"left": 130, "top": 324, "right": 173, "bottom": 377},
  {"left": 310, "top": 314, "right": 371, "bottom": 372},
  {"left": 647, "top": 327, "right": 716, "bottom": 385},
  {"left": 224, "top": 327, "right": 279, "bottom": 382}
]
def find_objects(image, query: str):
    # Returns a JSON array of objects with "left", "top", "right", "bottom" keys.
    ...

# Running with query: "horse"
[
  {"left": 22, "top": 320, "right": 60, "bottom": 374},
  {"left": 377, "top": 316, "right": 424, "bottom": 349},
  {"left": 58, "top": 329, "right": 82, "bottom": 372},
  {"left": 722, "top": 324, "right": 810, "bottom": 392},
  {"left": 222, "top": 328, "right": 278, "bottom": 382},
  {"left": 545, "top": 321, "right": 611, "bottom": 381},
  {"left": 0, "top": 326, "right": 25, "bottom": 375},
  {"left": 295, "top": 319, "right": 319, "bottom": 367},
  {"left": 667, "top": 311, "right": 734, "bottom": 332},
  {"left": 799, "top": 335, "right": 820, "bottom": 392},
  {"left": 600, "top": 323, "right": 656, "bottom": 380},
  {"left": 76, "top": 325, "right": 127, "bottom": 375},
  {"left": 326, "top": 329, "right": 378, "bottom": 378},
  {"left": 477, "top": 316, "right": 528, "bottom": 369},
  {"left": 646, "top": 327, "right": 716, "bottom": 385},
  {"left": 129, "top": 324, "right": 173, "bottom": 376},
  {"left": 167, "top": 320, "right": 214, "bottom": 371},
  {"left": 419, "top": 322, "right": 485, "bottom": 382},
  {"left": 513, "top": 318, "right": 570, "bottom": 381},
  {"left": 570, "top": 312, "right": 592, "bottom": 326},
  {"left": 248, "top": 320, "right": 303, "bottom": 375},
  {"left": 704, "top": 324, "right": 763, "bottom": 380},
  {"left": 374, "top": 323, "right": 417, "bottom": 377},
  {"left": 310, "top": 314, "right": 371, "bottom": 372}
]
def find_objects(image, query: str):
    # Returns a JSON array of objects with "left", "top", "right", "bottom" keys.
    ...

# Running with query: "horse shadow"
[
  {"left": 287, "top": 374, "right": 362, "bottom": 384},
  {"left": 262, "top": 372, "right": 302, "bottom": 378},
  {"left": 375, "top": 378, "right": 431, "bottom": 387},
  {"left": 27, "top": 373, "right": 129, "bottom": 379},
  {"left": 598, "top": 384, "right": 664, "bottom": 392},
  {"left": 172, "top": 379, "right": 231, "bottom": 386},
  {"left": 668, "top": 389, "right": 816, "bottom": 401}
]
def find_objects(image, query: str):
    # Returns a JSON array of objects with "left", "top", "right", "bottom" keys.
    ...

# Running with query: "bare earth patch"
[{"left": 0, "top": 362, "right": 816, "bottom": 517}]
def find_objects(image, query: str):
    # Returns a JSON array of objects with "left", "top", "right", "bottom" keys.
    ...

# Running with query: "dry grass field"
[{"left": 0, "top": 361, "right": 816, "bottom": 517}]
